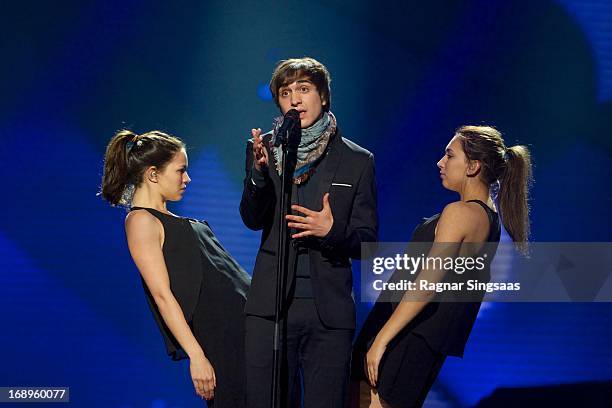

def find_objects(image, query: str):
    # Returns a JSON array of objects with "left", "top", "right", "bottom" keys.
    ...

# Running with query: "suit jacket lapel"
[
  {"left": 307, "top": 129, "right": 343, "bottom": 212},
  {"left": 265, "top": 129, "right": 344, "bottom": 212}
]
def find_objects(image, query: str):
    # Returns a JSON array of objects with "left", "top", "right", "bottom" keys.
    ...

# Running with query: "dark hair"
[
  {"left": 100, "top": 129, "right": 185, "bottom": 206},
  {"left": 269, "top": 57, "right": 331, "bottom": 112},
  {"left": 456, "top": 125, "right": 533, "bottom": 255}
]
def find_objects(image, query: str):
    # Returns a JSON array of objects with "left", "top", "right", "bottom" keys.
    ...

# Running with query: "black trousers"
[{"left": 245, "top": 298, "right": 354, "bottom": 408}]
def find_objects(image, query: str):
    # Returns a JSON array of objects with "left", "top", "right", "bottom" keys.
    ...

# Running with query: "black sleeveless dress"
[
  {"left": 130, "top": 207, "right": 251, "bottom": 408},
  {"left": 352, "top": 200, "right": 501, "bottom": 407}
]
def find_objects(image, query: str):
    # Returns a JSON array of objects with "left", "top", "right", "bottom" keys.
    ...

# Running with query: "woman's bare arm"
[
  {"left": 125, "top": 210, "right": 205, "bottom": 360},
  {"left": 366, "top": 202, "right": 473, "bottom": 385}
]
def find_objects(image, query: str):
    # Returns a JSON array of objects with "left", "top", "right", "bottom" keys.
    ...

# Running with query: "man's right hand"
[{"left": 252, "top": 128, "right": 269, "bottom": 171}]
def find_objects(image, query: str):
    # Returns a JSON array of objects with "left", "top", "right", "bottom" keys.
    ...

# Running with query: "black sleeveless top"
[
  {"left": 354, "top": 199, "right": 501, "bottom": 362},
  {"left": 408, "top": 199, "right": 501, "bottom": 356},
  {"left": 130, "top": 207, "right": 251, "bottom": 361}
]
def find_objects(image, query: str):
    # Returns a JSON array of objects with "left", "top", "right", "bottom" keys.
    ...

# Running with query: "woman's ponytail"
[
  {"left": 498, "top": 145, "right": 533, "bottom": 255},
  {"left": 100, "top": 130, "right": 137, "bottom": 206}
]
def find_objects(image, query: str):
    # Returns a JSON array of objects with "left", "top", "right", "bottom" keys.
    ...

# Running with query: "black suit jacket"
[{"left": 239, "top": 129, "right": 378, "bottom": 330}]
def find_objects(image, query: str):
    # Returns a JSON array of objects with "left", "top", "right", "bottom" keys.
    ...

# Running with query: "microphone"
[{"left": 273, "top": 109, "right": 301, "bottom": 148}]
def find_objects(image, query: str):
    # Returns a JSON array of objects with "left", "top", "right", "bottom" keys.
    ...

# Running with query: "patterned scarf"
[{"left": 271, "top": 111, "right": 337, "bottom": 184}]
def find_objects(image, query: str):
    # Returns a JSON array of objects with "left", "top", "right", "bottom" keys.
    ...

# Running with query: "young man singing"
[{"left": 240, "top": 57, "right": 378, "bottom": 407}]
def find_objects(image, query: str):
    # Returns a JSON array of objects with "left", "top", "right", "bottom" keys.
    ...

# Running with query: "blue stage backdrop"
[{"left": 1, "top": 1, "right": 611, "bottom": 407}]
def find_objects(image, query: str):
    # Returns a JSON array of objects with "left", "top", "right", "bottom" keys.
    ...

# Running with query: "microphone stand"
[{"left": 271, "top": 123, "right": 298, "bottom": 408}]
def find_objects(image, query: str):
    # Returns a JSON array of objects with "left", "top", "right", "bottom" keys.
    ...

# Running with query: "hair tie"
[
  {"left": 125, "top": 137, "right": 143, "bottom": 154},
  {"left": 503, "top": 149, "right": 511, "bottom": 161}
]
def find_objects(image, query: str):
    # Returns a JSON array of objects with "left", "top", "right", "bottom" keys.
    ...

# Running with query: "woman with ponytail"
[
  {"left": 351, "top": 126, "right": 532, "bottom": 407},
  {"left": 101, "top": 130, "right": 250, "bottom": 407}
]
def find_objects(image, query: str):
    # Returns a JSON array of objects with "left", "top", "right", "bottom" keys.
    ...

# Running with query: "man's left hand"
[{"left": 286, "top": 193, "right": 334, "bottom": 239}]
